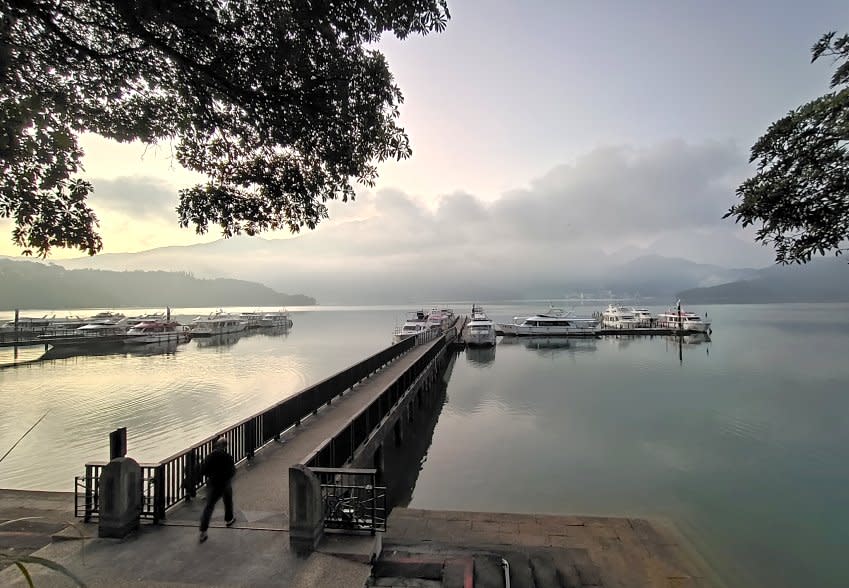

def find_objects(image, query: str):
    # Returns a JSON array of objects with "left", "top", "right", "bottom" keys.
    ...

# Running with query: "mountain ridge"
[{"left": 0, "top": 258, "right": 315, "bottom": 310}]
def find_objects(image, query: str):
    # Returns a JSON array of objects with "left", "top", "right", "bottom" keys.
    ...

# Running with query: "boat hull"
[
  {"left": 497, "top": 323, "right": 598, "bottom": 337},
  {"left": 191, "top": 323, "right": 247, "bottom": 337},
  {"left": 124, "top": 332, "right": 189, "bottom": 345},
  {"left": 465, "top": 331, "right": 497, "bottom": 346},
  {"left": 657, "top": 320, "right": 711, "bottom": 333}
]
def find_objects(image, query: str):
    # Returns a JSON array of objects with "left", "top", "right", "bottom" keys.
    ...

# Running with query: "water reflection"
[
  {"left": 35, "top": 341, "right": 182, "bottom": 362},
  {"left": 499, "top": 336, "right": 598, "bottom": 357},
  {"left": 464, "top": 345, "right": 496, "bottom": 366},
  {"left": 384, "top": 352, "right": 454, "bottom": 511},
  {"left": 194, "top": 332, "right": 243, "bottom": 348},
  {"left": 242, "top": 326, "right": 291, "bottom": 339},
  {"left": 663, "top": 333, "right": 712, "bottom": 365}
]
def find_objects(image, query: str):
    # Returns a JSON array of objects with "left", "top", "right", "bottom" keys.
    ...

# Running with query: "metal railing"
[
  {"left": 74, "top": 462, "right": 160, "bottom": 522},
  {"left": 303, "top": 334, "right": 446, "bottom": 470},
  {"left": 76, "top": 331, "right": 430, "bottom": 522},
  {"left": 312, "top": 468, "right": 387, "bottom": 533}
]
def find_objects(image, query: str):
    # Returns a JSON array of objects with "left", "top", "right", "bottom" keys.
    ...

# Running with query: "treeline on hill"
[
  {"left": 0, "top": 260, "right": 315, "bottom": 310},
  {"left": 677, "top": 257, "right": 849, "bottom": 304}
]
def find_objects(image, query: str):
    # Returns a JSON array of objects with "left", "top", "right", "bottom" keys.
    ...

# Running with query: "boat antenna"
[{"left": 0, "top": 410, "right": 51, "bottom": 464}]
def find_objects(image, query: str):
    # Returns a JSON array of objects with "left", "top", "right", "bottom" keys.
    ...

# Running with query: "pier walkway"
[{"left": 164, "top": 334, "right": 444, "bottom": 530}]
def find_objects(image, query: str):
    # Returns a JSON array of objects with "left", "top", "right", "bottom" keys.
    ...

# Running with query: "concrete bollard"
[
  {"left": 289, "top": 465, "right": 324, "bottom": 554},
  {"left": 98, "top": 457, "right": 142, "bottom": 538}
]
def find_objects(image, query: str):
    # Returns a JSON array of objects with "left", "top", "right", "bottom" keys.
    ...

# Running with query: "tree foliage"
[
  {"left": 726, "top": 32, "right": 849, "bottom": 264},
  {"left": 0, "top": 0, "right": 449, "bottom": 256}
]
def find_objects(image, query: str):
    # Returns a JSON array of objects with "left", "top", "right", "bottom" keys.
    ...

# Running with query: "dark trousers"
[{"left": 199, "top": 482, "right": 233, "bottom": 532}]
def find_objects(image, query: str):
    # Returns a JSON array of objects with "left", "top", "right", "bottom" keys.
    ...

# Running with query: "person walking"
[{"left": 199, "top": 436, "right": 236, "bottom": 543}]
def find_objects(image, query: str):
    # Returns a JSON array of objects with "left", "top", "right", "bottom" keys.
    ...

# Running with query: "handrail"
[
  {"left": 303, "top": 333, "right": 447, "bottom": 469},
  {"left": 77, "top": 330, "right": 430, "bottom": 521}
]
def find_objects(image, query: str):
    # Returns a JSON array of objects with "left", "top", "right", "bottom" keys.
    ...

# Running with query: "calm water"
[{"left": 1, "top": 303, "right": 848, "bottom": 588}]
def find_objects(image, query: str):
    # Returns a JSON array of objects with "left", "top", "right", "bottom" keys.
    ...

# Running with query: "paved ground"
[
  {"left": 0, "top": 523, "right": 372, "bottom": 587},
  {"left": 379, "top": 509, "right": 726, "bottom": 588},
  {"left": 0, "top": 490, "right": 76, "bottom": 570}
]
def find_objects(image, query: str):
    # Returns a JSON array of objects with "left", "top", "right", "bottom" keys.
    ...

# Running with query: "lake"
[{"left": 1, "top": 303, "right": 847, "bottom": 587}]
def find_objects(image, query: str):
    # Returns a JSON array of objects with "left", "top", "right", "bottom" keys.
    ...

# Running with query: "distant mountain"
[
  {"left": 0, "top": 259, "right": 315, "bottom": 310},
  {"left": 596, "top": 255, "right": 758, "bottom": 298},
  {"left": 20, "top": 237, "right": 767, "bottom": 304},
  {"left": 677, "top": 257, "right": 849, "bottom": 303}
]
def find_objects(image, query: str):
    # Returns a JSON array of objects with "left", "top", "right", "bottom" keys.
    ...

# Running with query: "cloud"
[
  {"left": 309, "top": 140, "right": 752, "bottom": 260},
  {"left": 56, "top": 140, "right": 777, "bottom": 301},
  {"left": 88, "top": 176, "right": 179, "bottom": 221}
]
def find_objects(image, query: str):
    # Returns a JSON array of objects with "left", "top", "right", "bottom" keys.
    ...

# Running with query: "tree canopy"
[
  {"left": 0, "top": 0, "right": 449, "bottom": 256},
  {"left": 726, "top": 32, "right": 849, "bottom": 264}
]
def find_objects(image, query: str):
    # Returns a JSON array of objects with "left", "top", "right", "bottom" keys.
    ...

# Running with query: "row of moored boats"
[
  {"left": 1, "top": 309, "right": 292, "bottom": 347},
  {"left": 393, "top": 303, "right": 712, "bottom": 348}
]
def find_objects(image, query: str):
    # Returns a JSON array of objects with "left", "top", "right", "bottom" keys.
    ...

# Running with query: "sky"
[{"left": 3, "top": 0, "right": 848, "bottom": 275}]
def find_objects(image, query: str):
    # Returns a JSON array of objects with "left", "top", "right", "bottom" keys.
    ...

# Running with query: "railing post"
[
  {"left": 371, "top": 477, "right": 377, "bottom": 535},
  {"left": 184, "top": 450, "right": 197, "bottom": 500},
  {"left": 245, "top": 420, "right": 256, "bottom": 460},
  {"left": 154, "top": 463, "right": 166, "bottom": 523},
  {"left": 84, "top": 464, "right": 94, "bottom": 522}
]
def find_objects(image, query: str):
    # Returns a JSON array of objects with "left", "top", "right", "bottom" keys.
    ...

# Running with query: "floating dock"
[{"left": 495, "top": 327, "right": 709, "bottom": 337}]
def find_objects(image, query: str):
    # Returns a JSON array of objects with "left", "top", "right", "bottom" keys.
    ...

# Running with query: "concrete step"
[
  {"left": 547, "top": 550, "right": 585, "bottom": 588},
  {"left": 503, "top": 552, "right": 535, "bottom": 588},
  {"left": 318, "top": 531, "right": 382, "bottom": 564},
  {"left": 529, "top": 554, "right": 561, "bottom": 588},
  {"left": 473, "top": 555, "right": 505, "bottom": 588},
  {"left": 288, "top": 552, "right": 372, "bottom": 588}
]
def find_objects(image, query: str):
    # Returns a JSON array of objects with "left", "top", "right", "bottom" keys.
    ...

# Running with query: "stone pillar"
[
  {"left": 98, "top": 457, "right": 142, "bottom": 538},
  {"left": 289, "top": 465, "right": 324, "bottom": 554}
]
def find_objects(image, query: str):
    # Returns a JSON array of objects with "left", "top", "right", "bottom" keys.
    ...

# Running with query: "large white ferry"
[
  {"left": 125, "top": 321, "right": 190, "bottom": 345},
  {"left": 38, "top": 321, "right": 129, "bottom": 346},
  {"left": 464, "top": 304, "right": 497, "bottom": 347},
  {"left": 601, "top": 305, "right": 641, "bottom": 330},
  {"left": 260, "top": 310, "right": 293, "bottom": 328},
  {"left": 190, "top": 310, "right": 246, "bottom": 337},
  {"left": 497, "top": 307, "right": 599, "bottom": 337},
  {"left": 427, "top": 308, "right": 455, "bottom": 331},
  {"left": 657, "top": 303, "right": 711, "bottom": 333},
  {"left": 393, "top": 310, "right": 429, "bottom": 343}
]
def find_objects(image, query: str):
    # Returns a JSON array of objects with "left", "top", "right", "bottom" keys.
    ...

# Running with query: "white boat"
[
  {"left": 497, "top": 307, "right": 599, "bottom": 337},
  {"left": 190, "top": 310, "right": 247, "bottom": 337},
  {"left": 259, "top": 310, "right": 293, "bottom": 328},
  {"left": 393, "top": 310, "right": 429, "bottom": 343},
  {"left": 39, "top": 321, "right": 129, "bottom": 346},
  {"left": 657, "top": 303, "right": 711, "bottom": 333},
  {"left": 464, "top": 304, "right": 497, "bottom": 347},
  {"left": 426, "top": 308, "right": 455, "bottom": 331},
  {"left": 0, "top": 316, "right": 51, "bottom": 332},
  {"left": 631, "top": 308, "right": 653, "bottom": 326},
  {"left": 84, "top": 311, "right": 127, "bottom": 325},
  {"left": 601, "top": 305, "right": 641, "bottom": 330},
  {"left": 240, "top": 311, "right": 265, "bottom": 329},
  {"left": 125, "top": 321, "right": 190, "bottom": 345},
  {"left": 126, "top": 312, "right": 167, "bottom": 327}
]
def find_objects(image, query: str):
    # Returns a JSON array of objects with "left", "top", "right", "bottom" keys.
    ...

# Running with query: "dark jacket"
[{"left": 201, "top": 447, "right": 236, "bottom": 487}]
